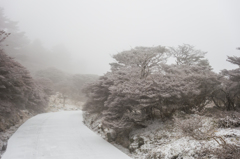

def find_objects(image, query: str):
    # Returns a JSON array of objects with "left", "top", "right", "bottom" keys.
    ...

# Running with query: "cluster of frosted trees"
[
  {"left": 0, "top": 31, "right": 48, "bottom": 130},
  {"left": 83, "top": 44, "right": 240, "bottom": 137},
  {"left": 0, "top": 31, "right": 48, "bottom": 112}
]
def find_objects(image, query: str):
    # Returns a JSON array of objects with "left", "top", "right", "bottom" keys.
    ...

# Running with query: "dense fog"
[
  {"left": 0, "top": 0, "right": 240, "bottom": 75},
  {"left": 2, "top": 1, "right": 240, "bottom": 158}
]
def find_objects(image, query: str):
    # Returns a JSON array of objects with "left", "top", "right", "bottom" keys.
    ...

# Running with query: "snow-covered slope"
[{"left": 2, "top": 111, "right": 131, "bottom": 159}]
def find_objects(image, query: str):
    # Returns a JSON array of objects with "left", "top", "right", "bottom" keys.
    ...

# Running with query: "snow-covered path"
[{"left": 2, "top": 111, "right": 131, "bottom": 159}]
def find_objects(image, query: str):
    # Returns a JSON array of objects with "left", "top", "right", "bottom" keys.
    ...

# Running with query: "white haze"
[{"left": 1, "top": 0, "right": 240, "bottom": 75}]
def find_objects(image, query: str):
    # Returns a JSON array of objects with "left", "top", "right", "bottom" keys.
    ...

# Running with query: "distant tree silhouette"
[
  {"left": 0, "top": 8, "right": 29, "bottom": 57},
  {"left": 35, "top": 67, "right": 99, "bottom": 103}
]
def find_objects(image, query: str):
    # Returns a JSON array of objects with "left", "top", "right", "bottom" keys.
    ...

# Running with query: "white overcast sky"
[{"left": 1, "top": 0, "right": 240, "bottom": 75}]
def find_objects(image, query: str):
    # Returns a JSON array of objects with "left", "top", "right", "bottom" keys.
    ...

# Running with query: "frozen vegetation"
[
  {"left": 1, "top": 6, "right": 240, "bottom": 159},
  {"left": 84, "top": 107, "right": 240, "bottom": 158},
  {"left": 82, "top": 45, "right": 240, "bottom": 158}
]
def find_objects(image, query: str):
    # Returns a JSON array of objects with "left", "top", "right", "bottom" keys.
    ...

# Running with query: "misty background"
[{"left": 0, "top": 0, "right": 240, "bottom": 75}]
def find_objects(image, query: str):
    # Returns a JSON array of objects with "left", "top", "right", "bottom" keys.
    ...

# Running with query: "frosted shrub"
[
  {"left": 211, "top": 143, "right": 240, "bottom": 159},
  {"left": 218, "top": 111, "right": 240, "bottom": 128},
  {"left": 83, "top": 45, "right": 220, "bottom": 147},
  {"left": 175, "top": 115, "right": 206, "bottom": 140},
  {"left": 175, "top": 115, "right": 220, "bottom": 141}
]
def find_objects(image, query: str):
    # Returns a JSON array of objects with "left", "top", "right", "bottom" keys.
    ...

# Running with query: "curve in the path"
[{"left": 2, "top": 111, "right": 131, "bottom": 159}]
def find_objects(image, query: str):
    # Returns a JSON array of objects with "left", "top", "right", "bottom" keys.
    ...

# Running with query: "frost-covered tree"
[
  {"left": 0, "top": 33, "right": 48, "bottom": 112},
  {"left": 0, "top": 31, "right": 48, "bottom": 131},
  {"left": 110, "top": 46, "right": 168, "bottom": 78},
  {"left": 101, "top": 65, "right": 219, "bottom": 131},
  {"left": 83, "top": 73, "right": 113, "bottom": 113},
  {"left": 83, "top": 45, "right": 219, "bottom": 147},
  {"left": 212, "top": 51, "right": 240, "bottom": 110},
  {"left": 151, "top": 64, "right": 220, "bottom": 112},
  {"left": 0, "top": 30, "right": 48, "bottom": 130},
  {"left": 169, "top": 44, "right": 211, "bottom": 69}
]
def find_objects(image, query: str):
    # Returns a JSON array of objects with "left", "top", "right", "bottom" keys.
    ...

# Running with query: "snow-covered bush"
[
  {"left": 175, "top": 115, "right": 217, "bottom": 140},
  {"left": 218, "top": 111, "right": 240, "bottom": 128},
  {"left": 210, "top": 143, "right": 240, "bottom": 159}
]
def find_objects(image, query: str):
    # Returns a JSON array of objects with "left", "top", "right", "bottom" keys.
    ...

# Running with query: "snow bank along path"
[{"left": 2, "top": 111, "right": 131, "bottom": 159}]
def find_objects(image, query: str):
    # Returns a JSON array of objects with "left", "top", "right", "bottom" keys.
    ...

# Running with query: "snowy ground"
[
  {"left": 84, "top": 110, "right": 240, "bottom": 159},
  {"left": 2, "top": 111, "right": 131, "bottom": 159},
  {"left": 128, "top": 113, "right": 240, "bottom": 159}
]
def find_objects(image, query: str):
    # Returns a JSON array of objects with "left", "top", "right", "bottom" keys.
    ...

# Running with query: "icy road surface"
[{"left": 2, "top": 111, "right": 131, "bottom": 159}]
